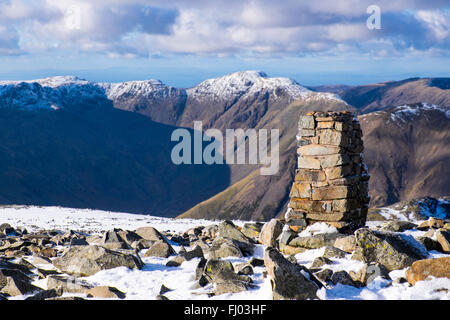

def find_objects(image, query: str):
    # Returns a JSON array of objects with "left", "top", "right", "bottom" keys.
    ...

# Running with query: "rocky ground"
[{"left": 0, "top": 197, "right": 449, "bottom": 300}]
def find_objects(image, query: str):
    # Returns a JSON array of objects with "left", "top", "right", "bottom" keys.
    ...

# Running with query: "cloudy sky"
[{"left": 0, "top": 0, "right": 449, "bottom": 86}]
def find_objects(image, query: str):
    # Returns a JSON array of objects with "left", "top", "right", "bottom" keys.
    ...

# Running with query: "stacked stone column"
[{"left": 286, "top": 111, "right": 370, "bottom": 233}]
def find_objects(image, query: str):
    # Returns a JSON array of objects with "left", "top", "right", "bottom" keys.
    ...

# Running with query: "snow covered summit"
[{"left": 187, "top": 70, "right": 343, "bottom": 102}]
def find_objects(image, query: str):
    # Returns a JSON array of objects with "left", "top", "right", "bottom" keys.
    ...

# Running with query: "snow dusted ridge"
[
  {"left": 0, "top": 71, "right": 344, "bottom": 111},
  {"left": 359, "top": 102, "right": 450, "bottom": 125},
  {"left": 99, "top": 79, "right": 185, "bottom": 102},
  {"left": 0, "top": 76, "right": 108, "bottom": 110},
  {"left": 187, "top": 70, "right": 344, "bottom": 103}
]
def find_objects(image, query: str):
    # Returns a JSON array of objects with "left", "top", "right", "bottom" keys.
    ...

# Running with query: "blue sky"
[{"left": 0, "top": 0, "right": 449, "bottom": 87}]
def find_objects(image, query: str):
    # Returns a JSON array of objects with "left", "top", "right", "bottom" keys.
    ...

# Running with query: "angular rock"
[
  {"left": 39, "top": 247, "right": 57, "bottom": 258},
  {"left": 241, "top": 223, "right": 264, "bottom": 239},
  {"left": 405, "top": 257, "right": 450, "bottom": 285},
  {"left": 258, "top": 219, "right": 283, "bottom": 247},
  {"left": 310, "top": 256, "right": 333, "bottom": 269},
  {"left": 85, "top": 286, "right": 126, "bottom": 299},
  {"left": 52, "top": 245, "right": 143, "bottom": 276},
  {"left": 264, "top": 247, "right": 319, "bottom": 300},
  {"left": 166, "top": 245, "right": 203, "bottom": 267},
  {"left": 415, "top": 236, "right": 441, "bottom": 252},
  {"left": 206, "top": 238, "right": 243, "bottom": 259},
  {"left": 214, "top": 280, "right": 252, "bottom": 296},
  {"left": 47, "top": 275, "right": 94, "bottom": 293},
  {"left": 354, "top": 228, "right": 428, "bottom": 271},
  {"left": 159, "top": 284, "right": 172, "bottom": 295},
  {"left": 331, "top": 270, "right": 357, "bottom": 287},
  {"left": 203, "top": 259, "right": 251, "bottom": 285},
  {"left": 25, "top": 287, "right": 63, "bottom": 300},
  {"left": 69, "top": 238, "right": 89, "bottom": 246},
  {"left": 218, "top": 221, "right": 253, "bottom": 245},
  {"left": 100, "top": 229, "right": 131, "bottom": 250},
  {"left": 349, "top": 263, "right": 390, "bottom": 287},
  {"left": 134, "top": 226, "right": 166, "bottom": 242},
  {"left": 314, "top": 269, "right": 333, "bottom": 284},
  {"left": 288, "top": 232, "right": 344, "bottom": 249},
  {"left": 379, "top": 221, "right": 418, "bottom": 232},
  {"left": 0, "top": 268, "right": 33, "bottom": 290},
  {"left": 435, "top": 230, "right": 450, "bottom": 253},
  {"left": 322, "top": 246, "right": 347, "bottom": 259},
  {"left": 248, "top": 257, "right": 265, "bottom": 267},
  {"left": 0, "top": 277, "right": 42, "bottom": 296},
  {"left": 334, "top": 235, "right": 356, "bottom": 253},
  {"left": 144, "top": 240, "right": 176, "bottom": 258}
]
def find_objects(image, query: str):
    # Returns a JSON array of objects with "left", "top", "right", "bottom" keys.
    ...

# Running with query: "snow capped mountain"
[
  {"left": 0, "top": 71, "right": 344, "bottom": 112},
  {"left": 99, "top": 79, "right": 185, "bottom": 102},
  {"left": 187, "top": 70, "right": 343, "bottom": 103},
  {"left": 0, "top": 76, "right": 109, "bottom": 110}
]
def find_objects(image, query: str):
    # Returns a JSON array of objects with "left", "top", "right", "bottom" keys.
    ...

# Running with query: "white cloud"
[{"left": 0, "top": 0, "right": 448, "bottom": 58}]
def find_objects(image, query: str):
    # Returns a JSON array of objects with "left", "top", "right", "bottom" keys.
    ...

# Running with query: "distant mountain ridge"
[{"left": 0, "top": 72, "right": 449, "bottom": 220}]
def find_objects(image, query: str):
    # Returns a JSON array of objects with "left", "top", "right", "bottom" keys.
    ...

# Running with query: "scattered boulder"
[
  {"left": 100, "top": 229, "right": 131, "bottom": 250},
  {"left": 241, "top": 223, "right": 264, "bottom": 239},
  {"left": 166, "top": 245, "right": 203, "bottom": 267},
  {"left": 258, "top": 219, "right": 283, "bottom": 247},
  {"left": 279, "top": 243, "right": 307, "bottom": 255},
  {"left": 0, "top": 268, "right": 33, "bottom": 289},
  {"left": 159, "top": 284, "right": 172, "bottom": 295},
  {"left": 85, "top": 286, "right": 126, "bottom": 299},
  {"left": 144, "top": 240, "right": 176, "bottom": 258},
  {"left": 206, "top": 237, "right": 243, "bottom": 259},
  {"left": 322, "top": 246, "right": 347, "bottom": 259},
  {"left": 349, "top": 263, "right": 391, "bottom": 287},
  {"left": 217, "top": 221, "right": 255, "bottom": 255},
  {"left": 278, "top": 228, "right": 297, "bottom": 245},
  {"left": 331, "top": 271, "right": 357, "bottom": 287},
  {"left": 35, "top": 268, "right": 60, "bottom": 279},
  {"left": 31, "top": 255, "right": 52, "bottom": 265},
  {"left": 333, "top": 235, "right": 356, "bottom": 253},
  {"left": 25, "top": 287, "right": 63, "bottom": 300},
  {"left": 218, "top": 221, "right": 249, "bottom": 243},
  {"left": 0, "top": 276, "right": 42, "bottom": 296},
  {"left": 310, "top": 257, "right": 333, "bottom": 269},
  {"left": 69, "top": 238, "right": 89, "bottom": 246},
  {"left": 47, "top": 275, "right": 93, "bottom": 293},
  {"left": 264, "top": 247, "right": 320, "bottom": 300},
  {"left": 201, "top": 225, "right": 218, "bottom": 240},
  {"left": 354, "top": 228, "right": 428, "bottom": 271},
  {"left": 52, "top": 245, "right": 143, "bottom": 276},
  {"left": 202, "top": 259, "right": 252, "bottom": 295},
  {"left": 428, "top": 217, "right": 446, "bottom": 229},
  {"left": 435, "top": 230, "right": 450, "bottom": 253},
  {"left": 248, "top": 257, "right": 265, "bottom": 267},
  {"left": 135, "top": 226, "right": 167, "bottom": 242},
  {"left": 288, "top": 232, "right": 344, "bottom": 249},
  {"left": 379, "top": 221, "right": 417, "bottom": 232},
  {"left": 405, "top": 257, "right": 450, "bottom": 285},
  {"left": 131, "top": 239, "right": 154, "bottom": 250},
  {"left": 314, "top": 269, "right": 333, "bottom": 284},
  {"left": 214, "top": 280, "right": 253, "bottom": 295},
  {"left": 415, "top": 236, "right": 441, "bottom": 252},
  {"left": 234, "top": 263, "right": 254, "bottom": 276},
  {"left": 39, "top": 247, "right": 57, "bottom": 258},
  {"left": 47, "top": 296, "right": 85, "bottom": 300}
]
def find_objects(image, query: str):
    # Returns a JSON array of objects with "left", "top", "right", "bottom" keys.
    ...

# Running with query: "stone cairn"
[{"left": 286, "top": 111, "right": 370, "bottom": 233}]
